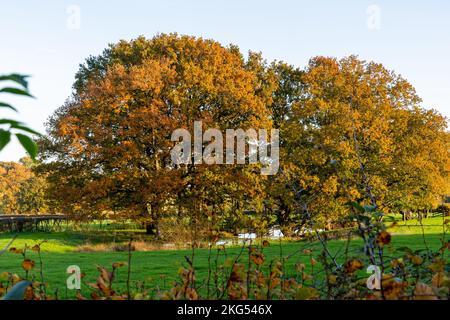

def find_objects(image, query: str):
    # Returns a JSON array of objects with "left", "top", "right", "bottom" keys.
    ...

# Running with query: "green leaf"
[
  {"left": 347, "top": 201, "right": 365, "bottom": 213},
  {"left": 0, "top": 74, "right": 29, "bottom": 89},
  {"left": 2, "top": 280, "right": 32, "bottom": 300},
  {"left": 0, "top": 119, "right": 23, "bottom": 126},
  {"left": 10, "top": 123, "right": 41, "bottom": 136},
  {"left": 372, "top": 211, "right": 384, "bottom": 218},
  {"left": 15, "top": 133, "right": 38, "bottom": 159},
  {"left": 383, "top": 215, "right": 396, "bottom": 222},
  {"left": 396, "top": 246, "right": 413, "bottom": 254},
  {"left": 364, "top": 205, "right": 377, "bottom": 212},
  {"left": 0, "top": 130, "right": 11, "bottom": 151},
  {"left": 0, "top": 87, "right": 34, "bottom": 98},
  {"left": 0, "top": 102, "right": 18, "bottom": 112}
]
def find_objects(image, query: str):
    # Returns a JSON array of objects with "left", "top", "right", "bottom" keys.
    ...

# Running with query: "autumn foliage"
[
  {"left": 34, "top": 33, "right": 450, "bottom": 240},
  {"left": 0, "top": 158, "right": 47, "bottom": 215}
]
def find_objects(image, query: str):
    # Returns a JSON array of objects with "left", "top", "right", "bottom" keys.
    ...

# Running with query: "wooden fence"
[{"left": 0, "top": 215, "right": 67, "bottom": 232}]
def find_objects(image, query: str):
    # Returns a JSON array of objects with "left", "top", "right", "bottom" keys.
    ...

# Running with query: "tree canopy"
[
  {"left": 274, "top": 56, "right": 450, "bottom": 229},
  {"left": 0, "top": 158, "right": 48, "bottom": 214},
  {"left": 39, "top": 34, "right": 274, "bottom": 234},
  {"left": 37, "top": 34, "right": 450, "bottom": 237}
]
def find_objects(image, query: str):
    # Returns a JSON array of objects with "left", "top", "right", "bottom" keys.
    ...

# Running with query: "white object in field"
[
  {"left": 269, "top": 228, "right": 284, "bottom": 239},
  {"left": 238, "top": 233, "right": 257, "bottom": 240},
  {"left": 295, "top": 227, "right": 324, "bottom": 236},
  {"left": 215, "top": 240, "right": 230, "bottom": 246},
  {"left": 366, "top": 265, "right": 381, "bottom": 290}
]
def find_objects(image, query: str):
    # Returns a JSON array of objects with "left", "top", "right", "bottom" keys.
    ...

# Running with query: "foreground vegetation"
[
  {"left": 2, "top": 33, "right": 444, "bottom": 239},
  {"left": 1, "top": 34, "right": 449, "bottom": 300},
  {"left": 0, "top": 216, "right": 448, "bottom": 300}
]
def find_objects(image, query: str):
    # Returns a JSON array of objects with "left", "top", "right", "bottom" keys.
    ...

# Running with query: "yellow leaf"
[
  {"left": 295, "top": 287, "right": 319, "bottom": 300},
  {"left": 411, "top": 255, "right": 423, "bottom": 265},
  {"left": 295, "top": 263, "right": 306, "bottom": 272},
  {"left": 112, "top": 262, "right": 127, "bottom": 269},
  {"left": 432, "top": 272, "right": 448, "bottom": 288},
  {"left": 414, "top": 282, "right": 438, "bottom": 300},
  {"left": 328, "top": 274, "right": 337, "bottom": 285}
]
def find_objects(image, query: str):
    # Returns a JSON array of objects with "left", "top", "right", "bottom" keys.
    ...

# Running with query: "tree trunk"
[
  {"left": 143, "top": 204, "right": 159, "bottom": 236},
  {"left": 145, "top": 222, "right": 157, "bottom": 235},
  {"left": 17, "top": 220, "right": 24, "bottom": 232}
]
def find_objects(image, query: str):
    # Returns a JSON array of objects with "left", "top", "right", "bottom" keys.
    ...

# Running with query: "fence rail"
[{"left": 0, "top": 214, "right": 67, "bottom": 232}]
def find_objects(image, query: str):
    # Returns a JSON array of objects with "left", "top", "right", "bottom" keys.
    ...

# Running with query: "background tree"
[
  {"left": 263, "top": 62, "right": 304, "bottom": 234},
  {"left": 280, "top": 56, "right": 450, "bottom": 228},
  {"left": 0, "top": 157, "right": 48, "bottom": 214},
  {"left": 40, "top": 34, "right": 275, "bottom": 236},
  {"left": 38, "top": 36, "right": 450, "bottom": 237}
]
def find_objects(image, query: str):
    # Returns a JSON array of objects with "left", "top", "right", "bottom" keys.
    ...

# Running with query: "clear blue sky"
[{"left": 1, "top": 0, "right": 449, "bottom": 161}]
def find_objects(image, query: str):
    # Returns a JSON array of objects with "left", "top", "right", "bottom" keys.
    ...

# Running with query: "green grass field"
[{"left": 0, "top": 216, "right": 448, "bottom": 299}]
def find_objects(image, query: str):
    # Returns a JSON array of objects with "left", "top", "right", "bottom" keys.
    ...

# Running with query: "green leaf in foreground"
[
  {"left": 15, "top": 133, "right": 38, "bottom": 159},
  {"left": 2, "top": 280, "right": 32, "bottom": 300},
  {"left": 0, "top": 87, "right": 34, "bottom": 98},
  {"left": 10, "top": 123, "right": 41, "bottom": 136},
  {"left": 0, "top": 73, "right": 29, "bottom": 89},
  {"left": 347, "top": 201, "right": 365, "bottom": 213},
  {"left": 0, "top": 119, "right": 22, "bottom": 126},
  {"left": 0, "top": 102, "right": 18, "bottom": 112},
  {"left": 0, "top": 130, "right": 11, "bottom": 151}
]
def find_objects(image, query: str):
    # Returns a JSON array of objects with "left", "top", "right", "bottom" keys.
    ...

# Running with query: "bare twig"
[{"left": 0, "top": 234, "right": 18, "bottom": 257}]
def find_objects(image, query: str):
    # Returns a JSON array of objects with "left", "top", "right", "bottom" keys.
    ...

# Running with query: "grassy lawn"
[
  {"left": 0, "top": 216, "right": 448, "bottom": 299},
  {"left": 389, "top": 216, "right": 448, "bottom": 235}
]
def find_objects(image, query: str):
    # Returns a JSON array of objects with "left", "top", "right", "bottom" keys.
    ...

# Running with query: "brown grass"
[{"left": 75, "top": 241, "right": 189, "bottom": 252}]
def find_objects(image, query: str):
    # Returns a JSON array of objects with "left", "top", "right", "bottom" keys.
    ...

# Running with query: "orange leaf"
[
  {"left": 344, "top": 259, "right": 363, "bottom": 273},
  {"left": 21, "top": 259, "right": 35, "bottom": 271},
  {"left": 112, "top": 262, "right": 127, "bottom": 269},
  {"left": 376, "top": 231, "right": 391, "bottom": 246},
  {"left": 414, "top": 282, "right": 438, "bottom": 300}
]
